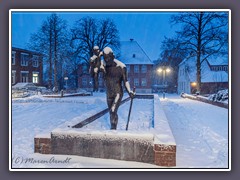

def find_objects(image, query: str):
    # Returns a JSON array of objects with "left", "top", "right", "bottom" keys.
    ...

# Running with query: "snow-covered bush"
[{"left": 208, "top": 89, "right": 228, "bottom": 103}]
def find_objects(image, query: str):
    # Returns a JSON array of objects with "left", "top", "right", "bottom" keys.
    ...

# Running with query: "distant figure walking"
[
  {"left": 103, "top": 47, "right": 135, "bottom": 130},
  {"left": 89, "top": 46, "right": 103, "bottom": 92}
]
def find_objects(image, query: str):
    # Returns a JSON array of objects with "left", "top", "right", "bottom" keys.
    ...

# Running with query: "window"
[
  {"left": 99, "top": 78, "right": 103, "bottom": 86},
  {"left": 82, "top": 78, "right": 87, "bottom": 86},
  {"left": 141, "top": 78, "right": 147, "bottom": 86},
  {"left": 132, "top": 54, "right": 136, "bottom": 58},
  {"left": 21, "top": 53, "right": 29, "bottom": 66},
  {"left": 32, "top": 72, "right": 39, "bottom": 83},
  {"left": 32, "top": 55, "right": 39, "bottom": 67},
  {"left": 134, "top": 78, "right": 139, "bottom": 87},
  {"left": 223, "top": 66, "right": 228, "bottom": 71},
  {"left": 141, "top": 65, "right": 147, "bottom": 73},
  {"left": 134, "top": 65, "right": 139, "bottom": 73},
  {"left": 82, "top": 64, "right": 88, "bottom": 73},
  {"left": 126, "top": 65, "right": 130, "bottom": 72},
  {"left": 12, "top": 51, "right": 16, "bottom": 65},
  {"left": 12, "top": 71, "right": 16, "bottom": 84},
  {"left": 21, "top": 71, "right": 29, "bottom": 82}
]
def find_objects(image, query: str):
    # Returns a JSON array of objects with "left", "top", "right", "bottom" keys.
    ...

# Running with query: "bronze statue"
[
  {"left": 102, "top": 47, "right": 135, "bottom": 130},
  {"left": 89, "top": 46, "right": 103, "bottom": 92}
]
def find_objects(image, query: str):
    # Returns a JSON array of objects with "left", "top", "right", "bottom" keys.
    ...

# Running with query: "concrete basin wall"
[{"left": 51, "top": 132, "right": 155, "bottom": 164}]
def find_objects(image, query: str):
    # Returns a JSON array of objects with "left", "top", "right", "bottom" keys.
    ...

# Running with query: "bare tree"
[
  {"left": 28, "top": 13, "right": 69, "bottom": 92},
  {"left": 71, "top": 16, "right": 120, "bottom": 65},
  {"left": 170, "top": 12, "right": 228, "bottom": 93},
  {"left": 155, "top": 37, "right": 188, "bottom": 92},
  {"left": 28, "top": 19, "right": 53, "bottom": 89}
]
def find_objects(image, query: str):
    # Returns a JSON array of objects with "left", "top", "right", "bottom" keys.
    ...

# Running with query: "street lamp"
[
  {"left": 64, "top": 77, "right": 68, "bottom": 90},
  {"left": 157, "top": 66, "right": 171, "bottom": 99}
]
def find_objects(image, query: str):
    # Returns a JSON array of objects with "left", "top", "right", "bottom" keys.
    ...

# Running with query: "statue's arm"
[{"left": 123, "top": 67, "right": 135, "bottom": 98}]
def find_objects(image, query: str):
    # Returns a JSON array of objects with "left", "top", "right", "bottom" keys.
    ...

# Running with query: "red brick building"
[
  {"left": 78, "top": 39, "right": 154, "bottom": 93},
  {"left": 120, "top": 40, "right": 153, "bottom": 93},
  {"left": 11, "top": 47, "right": 43, "bottom": 86}
]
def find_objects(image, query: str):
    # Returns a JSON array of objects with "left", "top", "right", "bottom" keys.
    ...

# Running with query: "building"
[
  {"left": 78, "top": 61, "right": 105, "bottom": 92},
  {"left": 78, "top": 39, "right": 154, "bottom": 93},
  {"left": 11, "top": 47, "right": 43, "bottom": 86},
  {"left": 177, "top": 55, "right": 228, "bottom": 94},
  {"left": 120, "top": 39, "right": 154, "bottom": 93}
]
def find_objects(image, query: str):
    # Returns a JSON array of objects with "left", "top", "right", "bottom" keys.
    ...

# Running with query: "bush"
[{"left": 208, "top": 89, "right": 228, "bottom": 103}]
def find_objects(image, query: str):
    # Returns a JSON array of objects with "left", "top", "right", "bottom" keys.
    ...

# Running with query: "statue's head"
[
  {"left": 93, "top": 46, "right": 100, "bottom": 55},
  {"left": 103, "top": 47, "right": 114, "bottom": 65}
]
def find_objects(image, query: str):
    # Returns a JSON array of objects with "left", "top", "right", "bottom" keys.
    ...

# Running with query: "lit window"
[
  {"left": 32, "top": 72, "right": 39, "bottom": 83},
  {"left": 21, "top": 53, "right": 29, "bottom": 66},
  {"left": 12, "top": 51, "right": 16, "bottom": 65},
  {"left": 32, "top": 55, "right": 39, "bottom": 67},
  {"left": 134, "top": 65, "right": 139, "bottom": 73}
]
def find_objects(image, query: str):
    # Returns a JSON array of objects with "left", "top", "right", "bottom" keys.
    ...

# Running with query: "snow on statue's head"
[
  {"left": 103, "top": 47, "right": 114, "bottom": 64},
  {"left": 103, "top": 47, "right": 113, "bottom": 54},
  {"left": 93, "top": 46, "right": 99, "bottom": 50},
  {"left": 93, "top": 45, "right": 100, "bottom": 55}
]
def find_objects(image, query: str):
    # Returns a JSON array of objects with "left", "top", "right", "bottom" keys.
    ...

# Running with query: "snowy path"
[{"left": 160, "top": 94, "right": 229, "bottom": 168}]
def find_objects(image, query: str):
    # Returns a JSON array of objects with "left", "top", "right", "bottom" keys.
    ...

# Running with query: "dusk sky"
[{"left": 11, "top": 10, "right": 181, "bottom": 61}]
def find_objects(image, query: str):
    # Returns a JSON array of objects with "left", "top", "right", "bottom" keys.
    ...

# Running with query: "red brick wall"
[
  {"left": 127, "top": 64, "right": 152, "bottom": 90},
  {"left": 154, "top": 144, "right": 176, "bottom": 167},
  {"left": 12, "top": 48, "right": 43, "bottom": 86},
  {"left": 34, "top": 137, "right": 51, "bottom": 154},
  {"left": 78, "top": 64, "right": 153, "bottom": 92}
]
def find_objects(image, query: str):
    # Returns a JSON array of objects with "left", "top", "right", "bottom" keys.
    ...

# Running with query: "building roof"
[
  {"left": 12, "top": 46, "right": 43, "bottom": 56},
  {"left": 181, "top": 57, "right": 228, "bottom": 83},
  {"left": 118, "top": 40, "right": 153, "bottom": 65},
  {"left": 207, "top": 55, "right": 228, "bottom": 66}
]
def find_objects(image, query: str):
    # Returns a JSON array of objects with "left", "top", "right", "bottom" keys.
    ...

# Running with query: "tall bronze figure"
[
  {"left": 89, "top": 46, "right": 103, "bottom": 92},
  {"left": 103, "top": 47, "right": 135, "bottom": 130}
]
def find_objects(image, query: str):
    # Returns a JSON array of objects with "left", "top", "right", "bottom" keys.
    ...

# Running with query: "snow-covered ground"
[
  {"left": 160, "top": 94, "right": 229, "bottom": 168},
  {"left": 10, "top": 93, "right": 229, "bottom": 170}
]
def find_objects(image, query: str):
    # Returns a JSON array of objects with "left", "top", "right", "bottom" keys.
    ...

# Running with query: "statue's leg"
[
  {"left": 95, "top": 72, "right": 99, "bottom": 92},
  {"left": 92, "top": 76, "right": 96, "bottom": 92},
  {"left": 107, "top": 97, "right": 115, "bottom": 129},
  {"left": 109, "top": 93, "right": 123, "bottom": 130}
]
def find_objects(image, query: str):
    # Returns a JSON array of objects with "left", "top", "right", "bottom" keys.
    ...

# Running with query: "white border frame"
[{"left": 9, "top": 9, "right": 231, "bottom": 172}]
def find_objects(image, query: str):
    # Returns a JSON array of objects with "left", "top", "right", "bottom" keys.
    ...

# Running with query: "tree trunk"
[
  {"left": 196, "top": 12, "right": 203, "bottom": 93},
  {"left": 48, "top": 29, "right": 52, "bottom": 89},
  {"left": 53, "top": 22, "right": 58, "bottom": 93}
]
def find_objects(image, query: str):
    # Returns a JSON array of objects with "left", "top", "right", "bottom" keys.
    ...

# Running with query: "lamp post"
[
  {"left": 64, "top": 77, "right": 68, "bottom": 90},
  {"left": 157, "top": 66, "right": 171, "bottom": 99}
]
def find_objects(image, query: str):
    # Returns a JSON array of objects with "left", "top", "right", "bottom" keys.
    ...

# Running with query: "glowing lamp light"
[
  {"left": 157, "top": 68, "right": 163, "bottom": 73},
  {"left": 166, "top": 68, "right": 171, "bottom": 73},
  {"left": 191, "top": 82, "right": 197, "bottom": 87}
]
